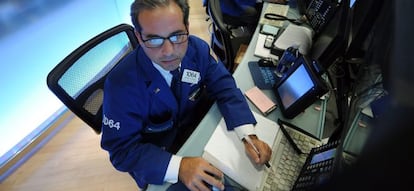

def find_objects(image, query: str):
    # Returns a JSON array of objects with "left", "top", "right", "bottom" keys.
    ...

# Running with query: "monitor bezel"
[{"left": 273, "top": 56, "right": 328, "bottom": 119}]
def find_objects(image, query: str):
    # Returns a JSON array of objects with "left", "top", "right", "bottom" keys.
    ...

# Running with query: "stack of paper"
[
  {"left": 273, "top": 24, "right": 314, "bottom": 55},
  {"left": 202, "top": 111, "right": 280, "bottom": 191}
]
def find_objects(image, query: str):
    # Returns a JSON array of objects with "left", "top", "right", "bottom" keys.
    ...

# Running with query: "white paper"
[
  {"left": 202, "top": 111, "right": 280, "bottom": 191},
  {"left": 254, "top": 33, "right": 279, "bottom": 59},
  {"left": 274, "top": 24, "right": 314, "bottom": 55}
]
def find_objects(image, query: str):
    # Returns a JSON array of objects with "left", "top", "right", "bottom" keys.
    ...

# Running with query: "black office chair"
[
  {"left": 47, "top": 24, "right": 139, "bottom": 134},
  {"left": 207, "top": 0, "right": 252, "bottom": 72}
]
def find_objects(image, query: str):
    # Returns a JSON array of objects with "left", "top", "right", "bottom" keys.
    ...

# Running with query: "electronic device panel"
[
  {"left": 345, "top": 0, "right": 385, "bottom": 58},
  {"left": 291, "top": 140, "right": 341, "bottom": 190},
  {"left": 305, "top": 0, "right": 341, "bottom": 34},
  {"left": 310, "top": 0, "right": 351, "bottom": 68},
  {"left": 273, "top": 55, "right": 328, "bottom": 119}
]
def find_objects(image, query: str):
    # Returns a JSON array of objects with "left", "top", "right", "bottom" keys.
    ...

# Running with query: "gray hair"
[{"left": 130, "top": 0, "right": 190, "bottom": 32}]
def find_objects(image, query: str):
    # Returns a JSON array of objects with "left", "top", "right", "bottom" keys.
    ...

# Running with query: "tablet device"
[{"left": 273, "top": 55, "right": 328, "bottom": 119}]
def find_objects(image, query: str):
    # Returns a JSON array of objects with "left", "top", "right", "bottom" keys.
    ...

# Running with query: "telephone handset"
[{"left": 291, "top": 139, "right": 341, "bottom": 190}]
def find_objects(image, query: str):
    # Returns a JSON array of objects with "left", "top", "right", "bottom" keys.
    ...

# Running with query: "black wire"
[
  {"left": 277, "top": 119, "right": 309, "bottom": 155},
  {"left": 264, "top": 13, "right": 304, "bottom": 25}
]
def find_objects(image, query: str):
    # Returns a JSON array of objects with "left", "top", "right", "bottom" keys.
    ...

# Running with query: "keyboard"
[
  {"left": 248, "top": 61, "right": 278, "bottom": 89},
  {"left": 258, "top": 125, "right": 321, "bottom": 191},
  {"left": 259, "top": 66, "right": 277, "bottom": 87}
]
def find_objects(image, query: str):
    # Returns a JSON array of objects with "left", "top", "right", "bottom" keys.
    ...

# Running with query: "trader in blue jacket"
[{"left": 101, "top": 0, "right": 271, "bottom": 190}]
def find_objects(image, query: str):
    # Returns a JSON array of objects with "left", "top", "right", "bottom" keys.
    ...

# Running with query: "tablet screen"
[{"left": 277, "top": 64, "right": 315, "bottom": 109}]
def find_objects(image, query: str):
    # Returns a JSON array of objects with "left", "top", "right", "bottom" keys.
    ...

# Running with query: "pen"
[{"left": 244, "top": 136, "right": 271, "bottom": 168}]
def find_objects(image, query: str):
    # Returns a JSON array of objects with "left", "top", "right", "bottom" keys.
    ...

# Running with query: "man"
[{"left": 101, "top": 0, "right": 271, "bottom": 190}]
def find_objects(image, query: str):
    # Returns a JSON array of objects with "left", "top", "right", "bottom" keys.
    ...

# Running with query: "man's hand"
[
  {"left": 178, "top": 157, "right": 225, "bottom": 191},
  {"left": 243, "top": 135, "right": 272, "bottom": 166}
]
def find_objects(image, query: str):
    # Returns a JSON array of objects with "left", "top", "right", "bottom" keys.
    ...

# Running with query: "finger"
[
  {"left": 204, "top": 164, "right": 223, "bottom": 178},
  {"left": 257, "top": 142, "right": 272, "bottom": 164},
  {"left": 246, "top": 139, "right": 270, "bottom": 164},
  {"left": 246, "top": 147, "right": 260, "bottom": 163},
  {"left": 243, "top": 141, "right": 261, "bottom": 163},
  {"left": 202, "top": 170, "right": 225, "bottom": 190},
  {"left": 193, "top": 179, "right": 211, "bottom": 191},
  {"left": 186, "top": 182, "right": 200, "bottom": 191},
  {"left": 185, "top": 176, "right": 209, "bottom": 191},
  {"left": 209, "top": 178, "right": 225, "bottom": 191}
]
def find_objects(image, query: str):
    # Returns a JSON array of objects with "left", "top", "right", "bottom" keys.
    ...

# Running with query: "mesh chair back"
[
  {"left": 207, "top": 0, "right": 251, "bottom": 72},
  {"left": 47, "top": 24, "right": 138, "bottom": 134},
  {"left": 207, "top": 0, "right": 234, "bottom": 71}
]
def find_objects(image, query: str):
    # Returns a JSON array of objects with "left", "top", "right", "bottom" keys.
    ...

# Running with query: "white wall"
[{"left": 0, "top": 0, "right": 133, "bottom": 166}]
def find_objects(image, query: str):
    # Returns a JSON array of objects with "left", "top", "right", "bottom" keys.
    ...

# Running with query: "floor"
[{"left": 0, "top": 1, "right": 210, "bottom": 191}]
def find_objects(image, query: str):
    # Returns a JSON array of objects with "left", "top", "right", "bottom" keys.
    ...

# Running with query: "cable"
[{"left": 264, "top": 13, "right": 304, "bottom": 25}]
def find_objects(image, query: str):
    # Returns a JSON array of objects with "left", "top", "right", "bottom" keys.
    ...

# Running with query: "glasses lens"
[
  {"left": 143, "top": 33, "right": 188, "bottom": 48},
  {"left": 145, "top": 38, "right": 164, "bottom": 47},
  {"left": 170, "top": 34, "right": 188, "bottom": 44},
  {"left": 169, "top": 35, "right": 179, "bottom": 43}
]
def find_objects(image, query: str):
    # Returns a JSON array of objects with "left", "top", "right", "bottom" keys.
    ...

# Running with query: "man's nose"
[{"left": 160, "top": 39, "right": 174, "bottom": 56}]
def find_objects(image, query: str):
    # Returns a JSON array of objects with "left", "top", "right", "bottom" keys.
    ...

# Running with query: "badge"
[{"left": 181, "top": 69, "right": 200, "bottom": 84}]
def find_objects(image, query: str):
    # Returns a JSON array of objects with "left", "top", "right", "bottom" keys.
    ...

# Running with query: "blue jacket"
[{"left": 101, "top": 35, "right": 256, "bottom": 187}]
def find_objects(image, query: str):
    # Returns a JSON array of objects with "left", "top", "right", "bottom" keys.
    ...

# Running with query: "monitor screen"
[
  {"left": 273, "top": 56, "right": 328, "bottom": 119},
  {"left": 310, "top": 148, "right": 337, "bottom": 165},
  {"left": 349, "top": 0, "right": 356, "bottom": 7},
  {"left": 277, "top": 64, "right": 314, "bottom": 109}
]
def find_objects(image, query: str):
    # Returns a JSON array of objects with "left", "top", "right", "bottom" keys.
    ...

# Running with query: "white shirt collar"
[{"left": 152, "top": 61, "right": 181, "bottom": 86}]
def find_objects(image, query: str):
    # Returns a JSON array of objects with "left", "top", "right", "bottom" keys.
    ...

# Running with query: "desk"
[{"left": 147, "top": 2, "right": 326, "bottom": 190}]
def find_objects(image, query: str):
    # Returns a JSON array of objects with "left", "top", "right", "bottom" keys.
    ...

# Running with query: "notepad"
[
  {"left": 202, "top": 111, "right": 279, "bottom": 191},
  {"left": 245, "top": 86, "right": 277, "bottom": 115}
]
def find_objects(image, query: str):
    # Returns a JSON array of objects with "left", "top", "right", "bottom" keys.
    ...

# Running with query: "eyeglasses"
[{"left": 140, "top": 32, "right": 189, "bottom": 48}]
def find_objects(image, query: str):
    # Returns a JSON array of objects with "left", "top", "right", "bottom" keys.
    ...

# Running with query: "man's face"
[{"left": 136, "top": 3, "right": 189, "bottom": 71}]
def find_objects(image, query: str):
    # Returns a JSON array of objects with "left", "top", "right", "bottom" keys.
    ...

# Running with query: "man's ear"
[
  {"left": 186, "top": 24, "right": 190, "bottom": 33},
  {"left": 135, "top": 30, "right": 143, "bottom": 45}
]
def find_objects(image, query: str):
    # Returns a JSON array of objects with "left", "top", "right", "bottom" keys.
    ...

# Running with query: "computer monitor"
[
  {"left": 310, "top": 0, "right": 351, "bottom": 69},
  {"left": 345, "top": 0, "right": 385, "bottom": 59},
  {"left": 273, "top": 55, "right": 328, "bottom": 119},
  {"left": 304, "top": 1, "right": 414, "bottom": 190},
  {"left": 314, "top": 1, "right": 404, "bottom": 189}
]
